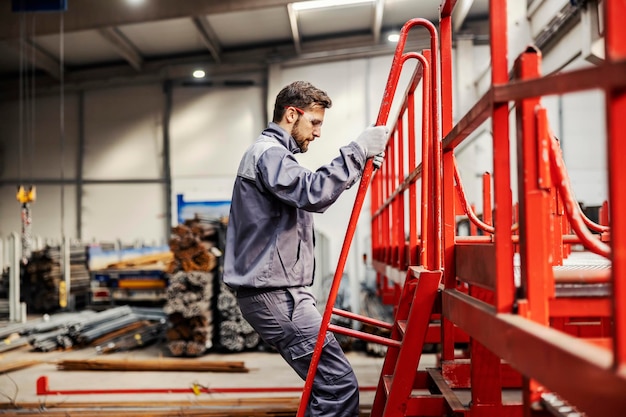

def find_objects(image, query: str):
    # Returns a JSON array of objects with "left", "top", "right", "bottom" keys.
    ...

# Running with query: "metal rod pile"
[
  {"left": 164, "top": 217, "right": 223, "bottom": 357},
  {"left": 164, "top": 270, "right": 214, "bottom": 356},
  {"left": 21, "top": 244, "right": 90, "bottom": 313},
  {"left": 165, "top": 215, "right": 261, "bottom": 355},
  {"left": 11, "top": 306, "right": 167, "bottom": 352}
]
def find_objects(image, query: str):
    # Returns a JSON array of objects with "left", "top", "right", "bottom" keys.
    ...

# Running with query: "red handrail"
[{"left": 296, "top": 18, "right": 440, "bottom": 416}]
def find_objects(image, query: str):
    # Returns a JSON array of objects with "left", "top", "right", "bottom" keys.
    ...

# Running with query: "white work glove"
[
  {"left": 373, "top": 151, "right": 385, "bottom": 169},
  {"left": 355, "top": 125, "right": 389, "bottom": 158}
]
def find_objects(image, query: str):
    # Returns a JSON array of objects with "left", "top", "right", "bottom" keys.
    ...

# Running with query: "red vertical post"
[
  {"left": 371, "top": 173, "right": 379, "bottom": 261},
  {"left": 600, "top": 201, "right": 609, "bottom": 226},
  {"left": 515, "top": 49, "right": 552, "bottom": 325},
  {"left": 516, "top": 50, "right": 554, "bottom": 411},
  {"left": 482, "top": 172, "right": 492, "bottom": 226},
  {"left": 489, "top": 0, "right": 514, "bottom": 314},
  {"left": 420, "top": 50, "right": 432, "bottom": 268},
  {"left": 383, "top": 144, "right": 391, "bottom": 265},
  {"left": 470, "top": 204, "right": 478, "bottom": 236},
  {"left": 605, "top": 0, "right": 626, "bottom": 369},
  {"left": 551, "top": 187, "right": 564, "bottom": 266},
  {"left": 408, "top": 91, "right": 418, "bottom": 266},
  {"left": 439, "top": 3, "right": 457, "bottom": 363},
  {"left": 397, "top": 116, "right": 406, "bottom": 270},
  {"left": 469, "top": 287, "right": 503, "bottom": 417},
  {"left": 390, "top": 132, "right": 398, "bottom": 267}
]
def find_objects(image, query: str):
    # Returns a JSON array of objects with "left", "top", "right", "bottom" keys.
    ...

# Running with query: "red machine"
[{"left": 299, "top": 1, "right": 626, "bottom": 416}]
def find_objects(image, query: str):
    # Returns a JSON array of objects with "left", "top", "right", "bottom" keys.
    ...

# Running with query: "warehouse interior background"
[
  {"left": 0, "top": 0, "right": 607, "bottom": 313},
  {"left": 0, "top": 1, "right": 614, "bottom": 414}
]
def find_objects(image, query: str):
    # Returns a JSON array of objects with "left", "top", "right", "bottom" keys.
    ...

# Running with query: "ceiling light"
[
  {"left": 387, "top": 33, "right": 400, "bottom": 43},
  {"left": 126, "top": 0, "right": 145, "bottom": 6},
  {"left": 192, "top": 70, "right": 206, "bottom": 79},
  {"left": 292, "top": 0, "right": 376, "bottom": 12}
]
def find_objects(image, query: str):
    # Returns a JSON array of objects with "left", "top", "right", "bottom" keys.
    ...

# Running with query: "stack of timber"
[
  {"left": 56, "top": 357, "right": 248, "bottom": 372},
  {"left": 21, "top": 244, "right": 90, "bottom": 313}
]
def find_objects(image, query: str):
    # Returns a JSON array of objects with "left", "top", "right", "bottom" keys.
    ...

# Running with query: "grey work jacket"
[{"left": 223, "top": 122, "right": 367, "bottom": 291}]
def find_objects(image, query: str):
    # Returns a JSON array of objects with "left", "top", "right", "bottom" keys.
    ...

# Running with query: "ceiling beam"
[
  {"left": 9, "top": 39, "right": 62, "bottom": 80},
  {"left": 98, "top": 27, "right": 143, "bottom": 71},
  {"left": 286, "top": 4, "right": 302, "bottom": 55},
  {"left": 372, "top": 0, "right": 385, "bottom": 43},
  {"left": 0, "top": 26, "right": 438, "bottom": 98},
  {"left": 0, "top": 0, "right": 300, "bottom": 41},
  {"left": 192, "top": 16, "right": 222, "bottom": 64},
  {"left": 451, "top": 0, "right": 474, "bottom": 31}
]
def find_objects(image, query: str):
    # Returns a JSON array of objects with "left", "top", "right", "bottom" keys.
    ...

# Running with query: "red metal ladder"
[
  {"left": 370, "top": 267, "right": 442, "bottom": 417},
  {"left": 296, "top": 18, "right": 443, "bottom": 417}
]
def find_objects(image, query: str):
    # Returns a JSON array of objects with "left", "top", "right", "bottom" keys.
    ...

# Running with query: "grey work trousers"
[{"left": 237, "top": 287, "right": 359, "bottom": 417}]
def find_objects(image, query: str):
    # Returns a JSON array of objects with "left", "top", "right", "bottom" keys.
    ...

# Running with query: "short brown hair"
[{"left": 272, "top": 81, "right": 332, "bottom": 123}]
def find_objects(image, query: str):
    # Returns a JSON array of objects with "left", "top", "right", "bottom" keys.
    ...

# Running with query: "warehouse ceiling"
[{"left": 0, "top": 0, "right": 489, "bottom": 94}]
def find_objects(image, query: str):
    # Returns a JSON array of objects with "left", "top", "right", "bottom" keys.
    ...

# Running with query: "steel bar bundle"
[
  {"left": 0, "top": 334, "right": 29, "bottom": 353},
  {"left": 56, "top": 357, "right": 248, "bottom": 372},
  {"left": 20, "top": 244, "right": 90, "bottom": 313},
  {"left": 22, "top": 306, "right": 166, "bottom": 352},
  {"left": 94, "top": 321, "right": 165, "bottom": 353},
  {"left": 164, "top": 216, "right": 259, "bottom": 356},
  {"left": 164, "top": 270, "right": 214, "bottom": 356}
]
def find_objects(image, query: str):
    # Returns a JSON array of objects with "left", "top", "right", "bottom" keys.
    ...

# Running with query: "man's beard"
[{"left": 292, "top": 119, "right": 310, "bottom": 153}]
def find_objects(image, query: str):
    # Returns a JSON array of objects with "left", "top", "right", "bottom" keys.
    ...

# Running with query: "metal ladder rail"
[
  {"left": 296, "top": 18, "right": 441, "bottom": 417},
  {"left": 371, "top": 48, "right": 433, "bottom": 296}
]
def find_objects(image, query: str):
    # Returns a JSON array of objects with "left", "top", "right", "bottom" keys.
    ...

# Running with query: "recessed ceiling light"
[
  {"left": 192, "top": 70, "right": 206, "bottom": 79},
  {"left": 126, "top": 0, "right": 145, "bottom": 6},
  {"left": 292, "top": 0, "right": 376, "bottom": 12},
  {"left": 387, "top": 33, "right": 400, "bottom": 43}
]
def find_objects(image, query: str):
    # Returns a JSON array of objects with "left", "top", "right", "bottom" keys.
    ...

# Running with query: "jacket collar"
[{"left": 263, "top": 122, "right": 301, "bottom": 154}]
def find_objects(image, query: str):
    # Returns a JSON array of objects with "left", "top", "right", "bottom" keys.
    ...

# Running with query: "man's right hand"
[{"left": 355, "top": 125, "right": 389, "bottom": 158}]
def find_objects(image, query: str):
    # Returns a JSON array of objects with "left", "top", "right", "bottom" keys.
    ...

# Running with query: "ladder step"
[{"left": 382, "top": 374, "right": 446, "bottom": 416}]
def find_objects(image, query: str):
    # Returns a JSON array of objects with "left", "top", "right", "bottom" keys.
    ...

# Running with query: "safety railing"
[{"left": 436, "top": 0, "right": 626, "bottom": 415}]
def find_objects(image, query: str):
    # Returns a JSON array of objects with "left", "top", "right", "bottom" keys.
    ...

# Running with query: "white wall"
[
  {"left": 0, "top": 93, "right": 79, "bottom": 239},
  {"left": 81, "top": 85, "right": 166, "bottom": 242}
]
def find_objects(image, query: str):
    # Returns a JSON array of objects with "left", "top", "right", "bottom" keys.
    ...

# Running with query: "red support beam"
[
  {"left": 605, "top": 0, "right": 626, "bottom": 370},
  {"left": 443, "top": 289, "right": 626, "bottom": 417}
]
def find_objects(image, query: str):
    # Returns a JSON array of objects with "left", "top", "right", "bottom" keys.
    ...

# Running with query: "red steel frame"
[
  {"left": 297, "top": 0, "right": 626, "bottom": 416},
  {"left": 437, "top": 0, "right": 626, "bottom": 416}
]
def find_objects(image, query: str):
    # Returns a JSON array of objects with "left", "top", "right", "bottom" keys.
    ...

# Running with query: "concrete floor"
[{"left": 0, "top": 336, "right": 433, "bottom": 415}]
